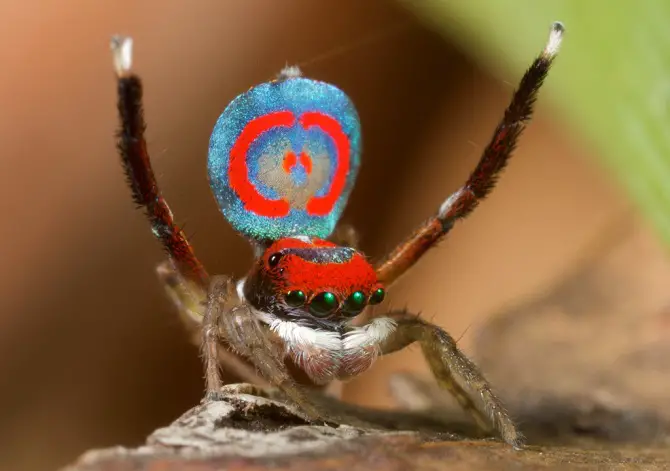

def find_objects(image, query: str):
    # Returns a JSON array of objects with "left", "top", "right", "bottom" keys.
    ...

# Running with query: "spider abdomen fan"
[{"left": 207, "top": 67, "right": 361, "bottom": 241}]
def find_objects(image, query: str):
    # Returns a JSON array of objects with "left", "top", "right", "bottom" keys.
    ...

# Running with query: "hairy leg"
[
  {"left": 111, "top": 36, "right": 208, "bottom": 287},
  {"left": 375, "top": 23, "right": 563, "bottom": 287},
  {"left": 207, "top": 276, "right": 323, "bottom": 420},
  {"left": 203, "top": 276, "right": 273, "bottom": 397},
  {"left": 379, "top": 311, "right": 523, "bottom": 448},
  {"left": 111, "top": 38, "right": 268, "bottom": 389},
  {"left": 155, "top": 262, "right": 262, "bottom": 387},
  {"left": 156, "top": 260, "right": 207, "bottom": 337}
]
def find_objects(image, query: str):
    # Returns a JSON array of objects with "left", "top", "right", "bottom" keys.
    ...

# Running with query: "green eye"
[
  {"left": 309, "top": 292, "right": 338, "bottom": 317},
  {"left": 369, "top": 288, "right": 385, "bottom": 305},
  {"left": 285, "top": 290, "right": 306, "bottom": 307},
  {"left": 342, "top": 291, "right": 366, "bottom": 317}
]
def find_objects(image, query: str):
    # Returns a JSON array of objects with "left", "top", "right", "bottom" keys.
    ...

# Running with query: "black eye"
[
  {"left": 285, "top": 290, "right": 306, "bottom": 307},
  {"left": 369, "top": 288, "right": 385, "bottom": 305},
  {"left": 309, "top": 292, "right": 338, "bottom": 318},
  {"left": 342, "top": 291, "right": 366, "bottom": 317},
  {"left": 268, "top": 252, "right": 282, "bottom": 268}
]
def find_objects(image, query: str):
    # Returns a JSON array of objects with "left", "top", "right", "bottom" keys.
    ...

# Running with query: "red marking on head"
[
  {"left": 299, "top": 152, "right": 312, "bottom": 175},
  {"left": 282, "top": 151, "right": 297, "bottom": 173},
  {"left": 228, "top": 110, "right": 350, "bottom": 219},
  {"left": 263, "top": 237, "right": 381, "bottom": 302}
]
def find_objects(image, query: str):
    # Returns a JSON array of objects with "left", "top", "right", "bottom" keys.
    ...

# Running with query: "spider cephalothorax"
[
  {"left": 111, "top": 22, "right": 564, "bottom": 449},
  {"left": 243, "top": 237, "right": 384, "bottom": 320},
  {"left": 240, "top": 236, "right": 389, "bottom": 384}
]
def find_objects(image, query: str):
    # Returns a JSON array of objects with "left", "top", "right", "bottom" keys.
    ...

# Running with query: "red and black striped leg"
[
  {"left": 111, "top": 36, "right": 209, "bottom": 288},
  {"left": 376, "top": 22, "right": 564, "bottom": 287},
  {"left": 111, "top": 37, "right": 268, "bottom": 390}
]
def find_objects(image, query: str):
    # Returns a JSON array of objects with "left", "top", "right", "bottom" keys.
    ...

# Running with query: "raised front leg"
[
  {"left": 111, "top": 37, "right": 265, "bottom": 389},
  {"left": 111, "top": 36, "right": 209, "bottom": 287},
  {"left": 375, "top": 23, "right": 563, "bottom": 287},
  {"left": 379, "top": 311, "right": 523, "bottom": 448}
]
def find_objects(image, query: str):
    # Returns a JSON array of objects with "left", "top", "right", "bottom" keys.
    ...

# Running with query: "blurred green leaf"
[{"left": 401, "top": 0, "right": 670, "bottom": 247}]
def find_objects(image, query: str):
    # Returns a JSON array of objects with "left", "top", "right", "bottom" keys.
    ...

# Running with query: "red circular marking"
[
  {"left": 299, "top": 152, "right": 313, "bottom": 175},
  {"left": 229, "top": 111, "right": 294, "bottom": 217},
  {"left": 300, "top": 112, "right": 350, "bottom": 217},
  {"left": 229, "top": 110, "right": 351, "bottom": 219},
  {"left": 282, "top": 152, "right": 297, "bottom": 173}
]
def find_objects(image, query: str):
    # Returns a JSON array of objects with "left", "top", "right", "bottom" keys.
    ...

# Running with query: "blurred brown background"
[{"left": 0, "top": 1, "right": 642, "bottom": 470}]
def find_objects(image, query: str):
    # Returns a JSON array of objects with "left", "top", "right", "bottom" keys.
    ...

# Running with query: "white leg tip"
[
  {"left": 543, "top": 21, "right": 564, "bottom": 58},
  {"left": 111, "top": 35, "right": 133, "bottom": 77}
]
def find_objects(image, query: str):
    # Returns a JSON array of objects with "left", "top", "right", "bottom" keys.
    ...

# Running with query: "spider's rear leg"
[
  {"left": 205, "top": 276, "right": 324, "bottom": 420},
  {"left": 379, "top": 311, "right": 523, "bottom": 448}
]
